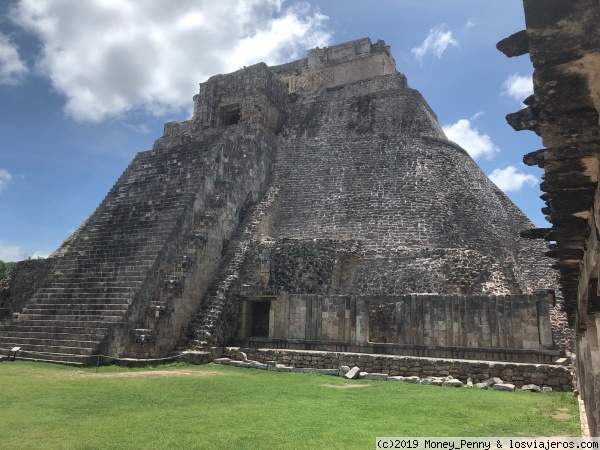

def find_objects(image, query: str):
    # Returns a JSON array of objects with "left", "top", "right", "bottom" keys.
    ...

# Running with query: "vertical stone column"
[
  {"left": 538, "top": 295, "right": 553, "bottom": 349},
  {"left": 356, "top": 299, "right": 368, "bottom": 343}
]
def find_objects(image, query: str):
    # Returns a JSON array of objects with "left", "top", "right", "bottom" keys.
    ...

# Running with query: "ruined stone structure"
[
  {"left": 498, "top": 0, "right": 600, "bottom": 436},
  {"left": 0, "top": 38, "right": 566, "bottom": 368}
]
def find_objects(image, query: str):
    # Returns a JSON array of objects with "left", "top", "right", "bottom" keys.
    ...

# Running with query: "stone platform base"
[
  {"left": 223, "top": 346, "right": 574, "bottom": 392},
  {"left": 236, "top": 338, "right": 563, "bottom": 364}
]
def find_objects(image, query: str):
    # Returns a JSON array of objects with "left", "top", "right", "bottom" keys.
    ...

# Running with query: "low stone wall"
[{"left": 223, "top": 347, "right": 574, "bottom": 392}]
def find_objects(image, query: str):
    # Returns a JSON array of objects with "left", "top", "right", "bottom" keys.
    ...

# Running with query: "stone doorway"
[{"left": 239, "top": 298, "right": 273, "bottom": 339}]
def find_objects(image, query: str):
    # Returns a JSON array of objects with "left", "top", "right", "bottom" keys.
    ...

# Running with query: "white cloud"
[
  {"left": 0, "top": 241, "right": 22, "bottom": 262},
  {"left": 488, "top": 166, "right": 538, "bottom": 192},
  {"left": 442, "top": 119, "right": 500, "bottom": 160},
  {"left": 411, "top": 24, "right": 458, "bottom": 63},
  {"left": 0, "top": 32, "right": 29, "bottom": 85},
  {"left": 0, "top": 241, "right": 48, "bottom": 262},
  {"left": 465, "top": 18, "right": 475, "bottom": 30},
  {"left": 502, "top": 73, "right": 533, "bottom": 103},
  {"left": 11, "top": 0, "right": 331, "bottom": 122},
  {"left": 0, "top": 169, "right": 13, "bottom": 193}
]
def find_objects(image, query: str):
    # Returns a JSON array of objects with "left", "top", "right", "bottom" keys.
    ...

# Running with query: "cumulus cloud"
[
  {"left": 411, "top": 24, "right": 458, "bottom": 63},
  {"left": 502, "top": 73, "right": 533, "bottom": 103},
  {"left": 11, "top": 0, "right": 331, "bottom": 122},
  {"left": 0, "top": 240, "right": 48, "bottom": 262},
  {"left": 0, "top": 169, "right": 13, "bottom": 193},
  {"left": 0, "top": 241, "right": 22, "bottom": 262},
  {"left": 488, "top": 166, "right": 538, "bottom": 192},
  {"left": 442, "top": 119, "right": 500, "bottom": 160},
  {"left": 0, "top": 32, "right": 28, "bottom": 85}
]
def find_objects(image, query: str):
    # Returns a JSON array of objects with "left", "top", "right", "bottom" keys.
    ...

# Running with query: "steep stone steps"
[
  {"left": 29, "top": 297, "right": 131, "bottom": 306},
  {"left": 0, "top": 336, "right": 100, "bottom": 350},
  {"left": 21, "top": 305, "right": 129, "bottom": 315},
  {"left": 16, "top": 313, "right": 124, "bottom": 322},
  {"left": 1, "top": 350, "right": 92, "bottom": 366},
  {"left": 0, "top": 324, "right": 110, "bottom": 335}
]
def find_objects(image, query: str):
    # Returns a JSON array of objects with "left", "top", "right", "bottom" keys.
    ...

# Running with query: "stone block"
[
  {"left": 315, "top": 369, "right": 339, "bottom": 376},
  {"left": 403, "top": 376, "right": 420, "bottom": 384},
  {"left": 522, "top": 384, "right": 541, "bottom": 392},
  {"left": 344, "top": 366, "right": 361, "bottom": 379},
  {"left": 443, "top": 379, "right": 463, "bottom": 388},
  {"left": 365, "top": 373, "right": 389, "bottom": 381},
  {"left": 213, "top": 358, "right": 231, "bottom": 365},
  {"left": 276, "top": 365, "right": 292, "bottom": 372},
  {"left": 542, "top": 387, "right": 553, "bottom": 393},
  {"left": 339, "top": 365, "right": 351, "bottom": 376},
  {"left": 292, "top": 367, "right": 317, "bottom": 373},
  {"left": 475, "top": 383, "right": 488, "bottom": 389},
  {"left": 493, "top": 383, "right": 515, "bottom": 392}
]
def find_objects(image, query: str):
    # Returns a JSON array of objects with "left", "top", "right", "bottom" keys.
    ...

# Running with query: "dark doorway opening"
[
  {"left": 220, "top": 104, "right": 242, "bottom": 126},
  {"left": 250, "top": 301, "right": 271, "bottom": 337}
]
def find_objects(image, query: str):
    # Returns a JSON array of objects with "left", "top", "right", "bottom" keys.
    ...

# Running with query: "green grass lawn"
[{"left": 0, "top": 361, "right": 580, "bottom": 449}]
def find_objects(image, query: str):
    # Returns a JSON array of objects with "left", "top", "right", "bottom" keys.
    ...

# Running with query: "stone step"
[
  {"left": 21, "top": 306, "right": 128, "bottom": 316},
  {"left": 0, "top": 349, "right": 91, "bottom": 366},
  {"left": 39, "top": 287, "right": 135, "bottom": 294},
  {"left": 16, "top": 314, "right": 124, "bottom": 323},
  {"left": 0, "top": 336, "right": 101, "bottom": 349},
  {"left": 0, "top": 342, "right": 96, "bottom": 356},
  {"left": 0, "top": 324, "right": 110, "bottom": 335},
  {"left": 30, "top": 297, "right": 131, "bottom": 306},
  {"left": 0, "top": 330, "right": 105, "bottom": 342}
]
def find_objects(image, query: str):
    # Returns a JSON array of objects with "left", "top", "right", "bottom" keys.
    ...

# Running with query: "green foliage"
[
  {"left": 0, "top": 362, "right": 580, "bottom": 449},
  {"left": 0, "top": 260, "right": 14, "bottom": 280}
]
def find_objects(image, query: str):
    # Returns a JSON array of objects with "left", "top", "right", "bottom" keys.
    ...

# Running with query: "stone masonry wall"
[
  {"left": 222, "top": 347, "right": 573, "bottom": 391},
  {"left": 0, "top": 258, "right": 55, "bottom": 321}
]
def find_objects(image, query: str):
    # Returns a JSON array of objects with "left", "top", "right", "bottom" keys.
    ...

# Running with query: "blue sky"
[{"left": 0, "top": 0, "right": 543, "bottom": 261}]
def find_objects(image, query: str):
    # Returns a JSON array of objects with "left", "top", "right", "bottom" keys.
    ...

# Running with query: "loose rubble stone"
[
  {"left": 431, "top": 379, "right": 444, "bottom": 386},
  {"left": 358, "top": 372, "right": 368, "bottom": 379},
  {"left": 339, "top": 366, "right": 351, "bottom": 376},
  {"left": 315, "top": 369, "right": 339, "bottom": 376},
  {"left": 403, "top": 376, "right": 420, "bottom": 384},
  {"left": 365, "top": 373, "right": 389, "bottom": 381},
  {"left": 443, "top": 379, "right": 464, "bottom": 388},
  {"left": 230, "top": 361, "right": 250, "bottom": 368},
  {"left": 467, "top": 378, "right": 473, "bottom": 388},
  {"left": 475, "top": 383, "right": 488, "bottom": 389},
  {"left": 213, "top": 358, "right": 231, "bottom": 365},
  {"left": 493, "top": 383, "right": 515, "bottom": 392},
  {"left": 292, "top": 367, "right": 316, "bottom": 373},
  {"left": 344, "top": 366, "right": 361, "bottom": 380},
  {"left": 542, "top": 387, "right": 553, "bottom": 393},
  {"left": 238, "top": 352, "right": 248, "bottom": 362},
  {"left": 522, "top": 384, "right": 542, "bottom": 393},
  {"left": 484, "top": 377, "right": 504, "bottom": 387}
]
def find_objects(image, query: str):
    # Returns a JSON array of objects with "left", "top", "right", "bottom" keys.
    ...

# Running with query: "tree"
[{"left": 0, "top": 260, "right": 14, "bottom": 280}]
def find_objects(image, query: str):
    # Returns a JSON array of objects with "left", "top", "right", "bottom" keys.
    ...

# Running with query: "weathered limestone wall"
[
  {"left": 0, "top": 258, "right": 55, "bottom": 321},
  {"left": 272, "top": 38, "right": 396, "bottom": 94},
  {"left": 192, "top": 63, "right": 287, "bottom": 133},
  {"left": 103, "top": 124, "right": 278, "bottom": 358},
  {"left": 222, "top": 347, "right": 573, "bottom": 391},
  {"left": 498, "top": 0, "right": 600, "bottom": 435},
  {"left": 237, "top": 293, "right": 554, "bottom": 355}
]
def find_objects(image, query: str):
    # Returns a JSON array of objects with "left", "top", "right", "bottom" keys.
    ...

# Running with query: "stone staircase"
[{"left": 0, "top": 130, "right": 228, "bottom": 365}]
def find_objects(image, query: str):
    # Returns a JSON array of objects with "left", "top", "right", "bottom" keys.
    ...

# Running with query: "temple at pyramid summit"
[{"left": 0, "top": 38, "right": 571, "bottom": 371}]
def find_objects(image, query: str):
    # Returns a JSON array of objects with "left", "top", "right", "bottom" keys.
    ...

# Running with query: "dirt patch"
[
  {"left": 320, "top": 383, "right": 370, "bottom": 389},
  {"left": 550, "top": 408, "right": 572, "bottom": 421}
]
